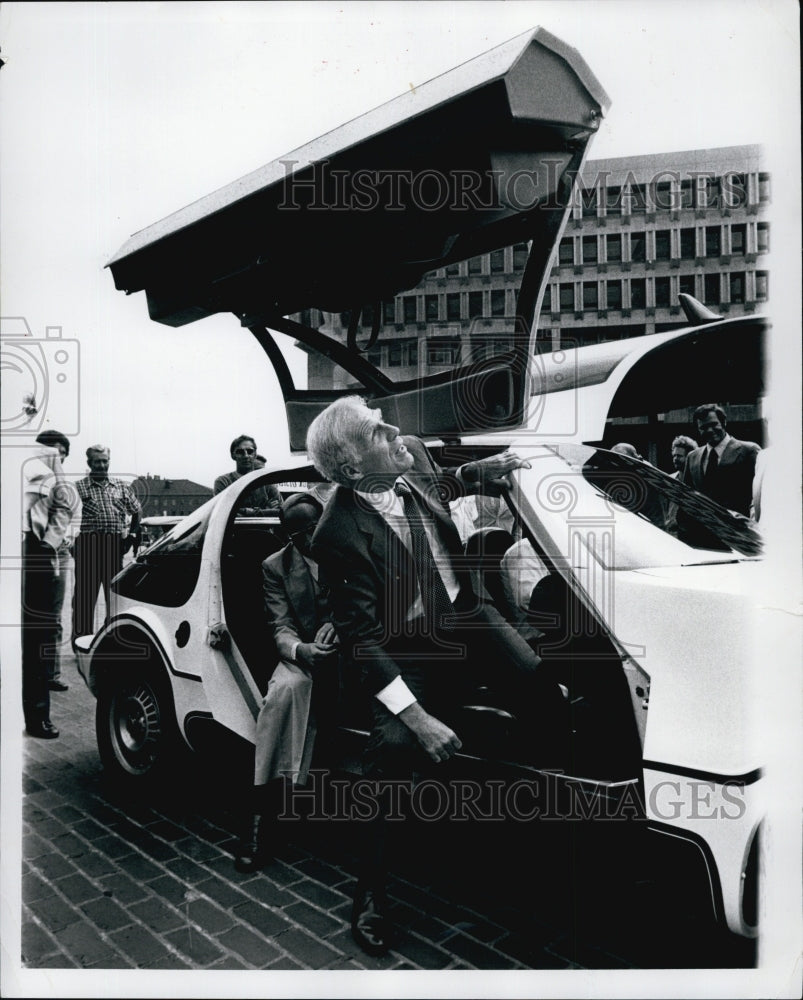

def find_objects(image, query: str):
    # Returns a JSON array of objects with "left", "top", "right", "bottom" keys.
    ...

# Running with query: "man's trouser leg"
[{"left": 21, "top": 535, "right": 57, "bottom": 728}]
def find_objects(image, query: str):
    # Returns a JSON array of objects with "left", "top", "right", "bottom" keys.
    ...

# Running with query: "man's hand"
[
  {"left": 398, "top": 701, "right": 462, "bottom": 763},
  {"left": 462, "top": 450, "right": 532, "bottom": 492},
  {"left": 297, "top": 641, "right": 339, "bottom": 670},
  {"left": 314, "top": 622, "right": 338, "bottom": 646}
]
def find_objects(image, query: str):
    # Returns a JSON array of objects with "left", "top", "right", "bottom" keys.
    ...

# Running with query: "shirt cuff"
[
  {"left": 290, "top": 640, "right": 300, "bottom": 663},
  {"left": 374, "top": 676, "right": 417, "bottom": 715}
]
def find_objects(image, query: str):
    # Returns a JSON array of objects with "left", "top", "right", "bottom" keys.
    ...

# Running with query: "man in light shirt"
[
  {"left": 22, "top": 430, "right": 80, "bottom": 738},
  {"left": 306, "top": 395, "right": 568, "bottom": 956}
]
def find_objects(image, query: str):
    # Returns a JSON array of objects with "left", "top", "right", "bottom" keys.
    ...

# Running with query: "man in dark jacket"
[
  {"left": 681, "top": 404, "right": 761, "bottom": 516},
  {"left": 306, "top": 395, "right": 567, "bottom": 955}
]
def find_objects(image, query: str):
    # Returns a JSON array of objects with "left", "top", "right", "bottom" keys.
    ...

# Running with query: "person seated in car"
[
  {"left": 233, "top": 492, "right": 340, "bottom": 873},
  {"left": 214, "top": 434, "right": 281, "bottom": 515}
]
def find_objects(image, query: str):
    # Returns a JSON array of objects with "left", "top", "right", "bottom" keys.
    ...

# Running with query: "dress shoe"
[
  {"left": 49, "top": 680, "right": 69, "bottom": 692},
  {"left": 351, "top": 885, "right": 394, "bottom": 956},
  {"left": 26, "top": 720, "right": 59, "bottom": 739},
  {"left": 233, "top": 813, "right": 267, "bottom": 873}
]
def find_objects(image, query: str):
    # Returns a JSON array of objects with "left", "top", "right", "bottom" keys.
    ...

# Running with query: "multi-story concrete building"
[{"left": 293, "top": 146, "right": 769, "bottom": 463}]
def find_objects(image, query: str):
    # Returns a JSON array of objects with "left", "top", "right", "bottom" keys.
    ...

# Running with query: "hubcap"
[{"left": 112, "top": 681, "right": 162, "bottom": 773}]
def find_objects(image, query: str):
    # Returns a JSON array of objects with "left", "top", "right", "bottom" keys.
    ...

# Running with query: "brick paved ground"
[{"left": 18, "top": 588, "right": 755, "bottom": 972}]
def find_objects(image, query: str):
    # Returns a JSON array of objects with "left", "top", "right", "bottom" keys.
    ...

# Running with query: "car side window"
[{"left": 113, "top": 511, "right": 210, "bottom": 607}]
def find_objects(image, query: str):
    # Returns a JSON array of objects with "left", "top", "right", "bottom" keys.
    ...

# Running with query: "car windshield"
[
  {"left": 510, "top": 442, "right": 761, "bottom": 571},
  {"left": 142, "top": 496, "right": 216, "bottom": 558}
]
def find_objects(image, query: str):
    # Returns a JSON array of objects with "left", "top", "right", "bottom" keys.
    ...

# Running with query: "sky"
[{"left": 1, "top": 0, "right": 799, "bottom": 491}]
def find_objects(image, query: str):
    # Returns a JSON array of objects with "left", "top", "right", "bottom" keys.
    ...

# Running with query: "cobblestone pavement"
[{"left": 20, "top": 647, "right": 756, "bottom": 973}]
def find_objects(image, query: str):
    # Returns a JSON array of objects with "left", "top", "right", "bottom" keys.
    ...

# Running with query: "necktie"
[
  {"left": 703, "top": 447, "right": 719, "bottom": 488},
  {"left": 393, "top": 481, "right": 454, "bottom": 630}
]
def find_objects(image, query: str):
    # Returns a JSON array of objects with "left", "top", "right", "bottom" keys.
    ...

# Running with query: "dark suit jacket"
[
  {"left": 262, "top": 543, "right": 332, "bottom": 663},
  {"left": 681, "top": 437, "right": 760, "bottom": 516},
  {"left": 310, "top": 437, "right": 472, "bottom": 696}
]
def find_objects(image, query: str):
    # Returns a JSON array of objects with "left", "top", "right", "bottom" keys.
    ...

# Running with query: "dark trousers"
[
  {"left": 72, "top": 532, "right": 123, "bottom": 639},
  {"left": 358, "top": 602, "right": 568, "bottom": 888},
  {"left": 21, "top": 534, "right": 62, "bottom": 727}
]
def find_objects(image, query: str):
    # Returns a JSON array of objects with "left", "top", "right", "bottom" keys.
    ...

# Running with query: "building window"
[
  {"left": 630, "top": 232, "right": 646, "bottom": 263},
  {"left": 755, "top": 271, "right": 769, "bottom": 301},
  {"left": 606, "top": 280, "right": 622, "bottom": 310},
  {"left": 679, "top": 274, "right": 696, "bottom": 298},
  {"left": 628, "top": 183, "right": 647, "bottom": 214},
  {"left": 630, "top": 278, "right": 646, "bottom": 309},
  {"left": 729, "top": 272, "right": 745, "bottom": 304},
  {"left": 679, "top": 179, "right": 694, "bottom": 210},
  {"left": 654, "top": 230, "right": 671, "bottom": 260},
  {"left": 582, "top": 235, "right": 598, "bottom": 264},
  {"left": 468, "top": 291, "right": 484, "bottom": 318},
  {"left": 680, "top": 228, "right": 695, "bottom": 259},
  {"left": 758, "top": 172, "right": 771, "bottom": 203},
  {"left": 366, "top": 346, "right": 383, "bottom": 366},
  {"left": 427, "top": 340, "right": 460, "bottom": 365},
  {"left": 446, "top": 293, "right": 461, "bottom": 321},
  {"left": 490, "top": 249, "right": 505, "bottom": 273},
  {"left": 605, "top": 185, "right": 622, "bottom": 215},
  {"left": 403, "top": 296, "right": 417, "bottom": 324},
  {"left": 583, "top": 282, "right": 598, "bottom": 310},
  {"left": 730, "top": 224, "right": 746, "bottom": 256},
  {"left": 425, "top": 295, "right": 439, "bottom": 321},
  {"left": 723, "top": 172, "right": 747, "bottom": 209},
  {"left": 581, "top": 186, "right": 598, "bottom": 218},
  {"left": 361, "top": 304, "right": 376, "bottom": 328},
  {"left": 654, "top": 276, "right": 671, "bottom": 307},
  {"left": 606, "top": 234, "right": 622, "bottom": 263},
  {"left": 383, "top": 300, "right": 396, "bottom": 324},
  {"left": 757, "top": 222, "right": 770, "bottom": 253},
  {"left": 446, "top": 262, "right": 460, "bottom": 276},
  {"left": 388, "top": 343, "right": 403, "bottom": 367},
  {"left": 513, "top": 243, "right": 529, "bottom": 272},
  {"left": 653, "top": 180, "right": 673, "bottom": 212},
  {"left": 491, "top": 289, "right": 506, "bottom": 316},
  {"left": 541, "top": 287, "right": 552, "bottom": 314},
  {"left": 559, "top": 283, "right": 574, "bottom": 312},
  {"left": 559, "top": 238, "right": 574, "bottom": 265},
  {"left": 705, "top": 225, "right": 721, "bottom": 257},
  {"left": 704, "top": 273, "right": 720, "bottom": 305},
  {"left": 468, "top": 254, "right": 483, "bottom": 275},
  {"left": 699, "top": 176, "right": 720, "bottom": 209}
]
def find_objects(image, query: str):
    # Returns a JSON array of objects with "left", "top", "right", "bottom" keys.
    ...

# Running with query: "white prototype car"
[{"left": 78, "top": 27, "right": 770, "bottom": 939}]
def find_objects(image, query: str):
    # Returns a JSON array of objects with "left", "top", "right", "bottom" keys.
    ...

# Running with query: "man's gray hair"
[
  {"left": 306, "top": 395, "right": 373, "bottom": 487},
  {"left": 86, "top": 444, "right": 110, "bottom": 461},
  {"left": 671, "top": 435, "right": 698, "bottom": 453}
]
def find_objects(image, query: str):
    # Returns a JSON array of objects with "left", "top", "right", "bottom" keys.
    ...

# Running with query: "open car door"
[{"left": 106, "top": 27, "right": 609, "bottom": 449}]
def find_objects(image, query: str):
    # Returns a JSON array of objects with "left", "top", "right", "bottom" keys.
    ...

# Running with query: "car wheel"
[{"left": 96, "top": 659, "right": 181, "bottom": 785}]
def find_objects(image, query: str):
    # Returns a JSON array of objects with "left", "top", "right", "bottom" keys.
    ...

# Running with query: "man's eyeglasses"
[
  {"left": 234, "top": 447, "right": 256, "bottom": 456},
  {"left": 289, "top": 522, "right": 319, "bottom": 542}
]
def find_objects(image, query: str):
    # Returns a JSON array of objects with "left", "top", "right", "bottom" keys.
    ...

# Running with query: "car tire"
[{"left": 95, "top": 656, "right": 182, "bottom": 787}]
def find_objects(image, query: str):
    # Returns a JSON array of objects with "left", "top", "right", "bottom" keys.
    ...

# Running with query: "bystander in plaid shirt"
[{"left": 76, "top": 476, "right": 141, "bottom": 534}]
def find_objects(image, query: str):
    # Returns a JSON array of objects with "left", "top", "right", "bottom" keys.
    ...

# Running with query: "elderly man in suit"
[
  {"left": 233, "top": 492, "right": 339, "bottom": 873},
  {"left": 306, "top": 395, "right": 568, "bottom": 955},
  {"left": 682, "top": 404, "right": 761, "bottom": 516}
]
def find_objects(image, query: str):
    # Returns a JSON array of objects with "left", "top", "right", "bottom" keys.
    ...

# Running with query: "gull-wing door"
[{"left": 106, "top": 27, "right": 609, "bottom": 448}]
